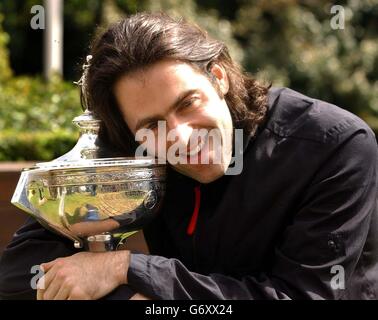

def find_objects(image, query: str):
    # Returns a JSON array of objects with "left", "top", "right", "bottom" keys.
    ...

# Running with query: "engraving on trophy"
[
  {"left": 11, "top": 109, "right": 166, "bottom": 251},
  {"left": 143, "top": 190, "right": 157, "bottom": 210}
]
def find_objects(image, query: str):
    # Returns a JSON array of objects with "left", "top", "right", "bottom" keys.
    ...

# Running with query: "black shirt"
[{"left": 1, "top": 87, "right": 377, "bottom": 299}]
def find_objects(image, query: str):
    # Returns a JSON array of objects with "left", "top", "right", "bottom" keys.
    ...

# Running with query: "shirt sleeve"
[{"left": 127, "top": 125, "right": 378, "bottom": 300}]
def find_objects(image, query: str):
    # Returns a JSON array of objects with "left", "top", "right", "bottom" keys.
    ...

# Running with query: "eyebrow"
[{"left": 134, "top": 89, "right": 199, "bottom": 131}]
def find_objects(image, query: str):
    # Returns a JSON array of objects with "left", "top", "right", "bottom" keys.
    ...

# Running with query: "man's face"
[{"left": 114, "top": 59, "right": 233, "bottom": 183}]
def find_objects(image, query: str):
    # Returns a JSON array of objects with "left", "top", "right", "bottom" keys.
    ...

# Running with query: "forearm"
[
  {"left": 125, "top": 252, "right": 360, "bottom": 300},
  {"left": 126, "top": 253, "right": 299, "bottom": 300}
]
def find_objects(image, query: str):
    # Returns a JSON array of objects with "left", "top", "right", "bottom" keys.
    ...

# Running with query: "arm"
[
  {"left": 126, "top": 128, "right": 378, "bottom": 299},
  {"left": 0, "top": 217, "right": 135, "bottom": 300},
  {"left": 0, "top": 217, "right": 78, "bottom": 299},
  {"left": 33, "top": 125, "right": 377, "bottom": 300}
]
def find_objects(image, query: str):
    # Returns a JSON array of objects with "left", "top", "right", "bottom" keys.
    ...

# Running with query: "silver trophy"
[{"left": 11, "top": 109, "right": 166, "bottom": 252}]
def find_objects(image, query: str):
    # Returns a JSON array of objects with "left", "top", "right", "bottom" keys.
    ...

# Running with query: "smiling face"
[{"left": 113, "top": 59, "right": 234, "bottom": 183}]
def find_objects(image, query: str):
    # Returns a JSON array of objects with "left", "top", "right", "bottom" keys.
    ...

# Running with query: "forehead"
[
  {"left": 121, "top": 60, "right": 204, "bottom": 89},
  {"left": 113, "top": 60, "right": 208, "bottom": 126}
]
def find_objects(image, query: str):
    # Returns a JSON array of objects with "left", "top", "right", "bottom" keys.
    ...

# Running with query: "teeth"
[
  {"left": 187, "top": 136, "right": 207, "bottom": 157},
  {"left": 188, "top": 145, "right": 201, "bottom": 156}
]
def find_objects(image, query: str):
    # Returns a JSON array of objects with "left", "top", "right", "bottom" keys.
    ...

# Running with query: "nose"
[{"left": 166, "top": 117, "right": 193, "bottom": 149}]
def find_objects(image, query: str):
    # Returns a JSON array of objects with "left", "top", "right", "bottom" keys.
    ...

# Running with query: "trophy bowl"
[
  {"left": 12, "top": 158, "right": 165, "bottom": 251},
  {"left": 11, "top": 109, "right": 166, "bottom": 251}
]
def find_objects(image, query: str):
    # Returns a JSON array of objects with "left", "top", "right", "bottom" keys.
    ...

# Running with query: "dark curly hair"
[{"left": 83, "top": 12, "right": 269, "bottom": 156}]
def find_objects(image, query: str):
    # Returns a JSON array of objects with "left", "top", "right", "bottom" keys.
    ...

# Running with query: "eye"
[
  {"left": 146, "top": 122, "right": 158, "bottom": 130},
  {"left": 180, "top": 97, "right": 199, "bottom": 109}
]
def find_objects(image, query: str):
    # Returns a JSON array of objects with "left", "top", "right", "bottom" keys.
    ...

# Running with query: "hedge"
[{"left": 0, "top": 130, "right": 77, "bottom": 161}]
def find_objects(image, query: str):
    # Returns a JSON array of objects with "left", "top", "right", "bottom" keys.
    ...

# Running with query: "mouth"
[{"left": 180, "top": 133, "right": 209, "bottom": 159}]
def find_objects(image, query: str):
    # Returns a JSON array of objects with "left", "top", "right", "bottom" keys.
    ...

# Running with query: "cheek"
[{"left": 204, "top": 99, "right": 232, "bottom": 130}]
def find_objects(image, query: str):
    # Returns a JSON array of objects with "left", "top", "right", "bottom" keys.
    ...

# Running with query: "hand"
[
  {"left": 130, "top": 293, "right": 151, "bottom": 300},
  {"left": 37, "top": 251, "right": 130, "bottom": 300}
]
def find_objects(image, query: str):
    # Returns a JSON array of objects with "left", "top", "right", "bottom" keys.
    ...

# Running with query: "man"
[{"left": 0, "top": 12, "right": 377, "bottom": 300}]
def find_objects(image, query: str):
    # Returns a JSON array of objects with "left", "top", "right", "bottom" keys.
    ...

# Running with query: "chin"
[{"left": 175, "top": 164, "right": 227, "bottom": 184}]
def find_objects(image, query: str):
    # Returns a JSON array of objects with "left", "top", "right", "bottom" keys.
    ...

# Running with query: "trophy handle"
[
  {"left": 79, "top": 230, "right": 140, "bottom": 252},
  {"left": 85, "top": 233, "right": 114, "bottom": 252},
  {"left": 11, "top": 170, "right": 34, "bottom": 215}
]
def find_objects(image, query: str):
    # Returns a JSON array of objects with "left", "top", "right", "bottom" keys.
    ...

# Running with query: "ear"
[{"left": 210, "top": 63, "right": 229, "bottom": 95}]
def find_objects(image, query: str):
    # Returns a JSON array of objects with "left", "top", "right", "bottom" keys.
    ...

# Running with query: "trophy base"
[
  {"left": 74, "top": 231, "right": 140, "bottom": 252},
  {"left": 86, "top": 233, "right": 115, "bottom": 252}
]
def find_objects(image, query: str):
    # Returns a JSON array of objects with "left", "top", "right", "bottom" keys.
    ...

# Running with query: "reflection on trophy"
[{"left": 11, "top": 109, "right": 166, "bottom": 252}]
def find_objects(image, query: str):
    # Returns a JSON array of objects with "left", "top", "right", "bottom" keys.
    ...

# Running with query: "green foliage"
[
  {"left": 0, "top": 0, "right": 102, "bottom": 79},
  {"left": 106, "top": 0, "right": 244, "bottom": 63},
  {"left": 0, "top": 0, "right": 44, "bottom": 76},
  {"left": 234, "top": 0, "right": 378, "bottom": 118},
  {"left": 0, "top": 75, "right": 81, "bottom": 160},
  {"left": 0, "top": 0, "right": 377, "bottom": 161},
  {"left": 0, "top": 130, "right": 77, "bottom": 161},
  {"left": 0, "top": 13, "right": 12, "bottom": 82},
  {"left": 149, "top": 0, "right": 243, "bottom": 63},
  {"left": 0, "top": 14, "right": 79, "bottom": 161},
  {"left": 0, "top": 76, "right": 81, "bottom": 132}
]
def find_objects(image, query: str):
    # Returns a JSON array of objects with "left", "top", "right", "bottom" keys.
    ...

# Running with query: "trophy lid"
[
  {"left": 34, "top": 157, "right": 158, "bottom": 171},
  {"left": 26, "top": 109, "right": 161, "bottom": 173}
]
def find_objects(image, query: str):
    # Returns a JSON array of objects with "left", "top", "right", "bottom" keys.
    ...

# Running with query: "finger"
[
  {"left": 40, "top": 260, "right": 56, "bottom": 272},
  {"left": 37, "top": 288, "right": 44, "bottom": 300},
  {"left": 36, "top": 270, "right": 57, "bottom": 300},
  {"left": 42, "top": 268, "right": 58, "bottom": 291},
  {"left": 36, "top": 275, "right": 46, "bottom": 291},
  {"left": 42, "top": 273, "right": 63, "bottom": 300},
  {"left": 53, "top": 285, "right": 71, "bottom": 300},
  {"left": 130, "top": 292, "right": 150, "bottom": 300},
  {"left": 68, "top": 289, "right": 89, "bottom": 300}
]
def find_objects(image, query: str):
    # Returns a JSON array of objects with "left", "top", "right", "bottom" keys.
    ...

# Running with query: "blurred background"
[
  {"left": 0, "top": 0, "right": 377, "bottom": 162},
  {"left": 0, "top": 0, "right": 377, "bottom": 250}
]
